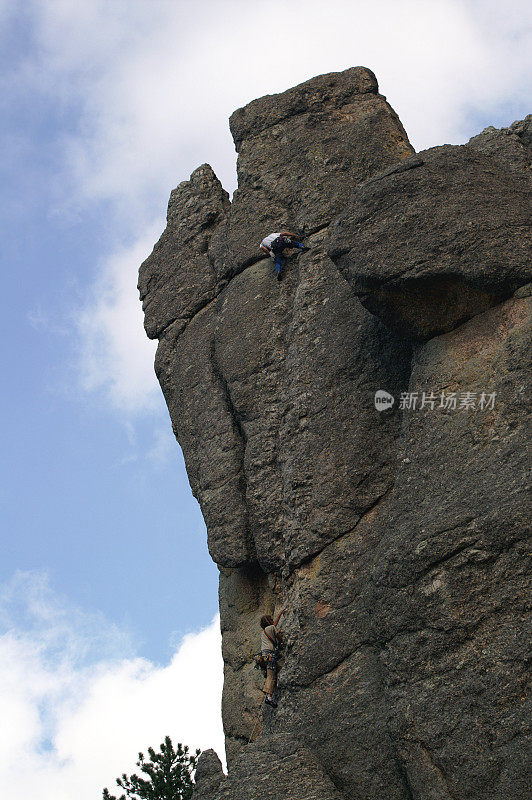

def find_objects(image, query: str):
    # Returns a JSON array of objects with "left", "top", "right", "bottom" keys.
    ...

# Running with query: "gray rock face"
[
  {"left": 139, "top": 68, "right": 531, "bottom": 800},
  {"left": 195, "top": 736, "right": 343, "bottom": 800},
  {"left": 141, "top": 66, "right": 414, "bottom": 571},
  {"left": 468, "top": 114, "right": 532, "bottom": 174},
  {"left": 138, "top": 164, "right": 230, "bottom": 340},
  {"left": 369, "top": 295, "right": 531, "bottom": 799},
  {"left": 193, "top": 750, "right": 226, "bottom": 800},
  {"left": 328, "top": 145, "right": 532, "bottom": 340}
]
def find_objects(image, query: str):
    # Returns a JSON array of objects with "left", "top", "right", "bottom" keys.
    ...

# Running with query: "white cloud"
[
  {"left": 147, "top": 425, "right": 179, "bottom": 467},
  {"left": 0, "top": 572, "right": 224, "bottom": 800},
  {"left": 30, "top": 0, "right": 532, "bottom": 202},
  {"left": 75, "top": 222, "right": 161, "bottom": 412},
  {"left": 13, "top": 0, "right": 530, "bottom": 414}
]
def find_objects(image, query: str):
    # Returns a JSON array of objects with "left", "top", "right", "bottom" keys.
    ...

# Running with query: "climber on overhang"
[
  {"left": 259, "top": 231, "right": 308, "bottom": 280},
  {"left": 259, "top": 608, "right": 285, "bottom": 707}
]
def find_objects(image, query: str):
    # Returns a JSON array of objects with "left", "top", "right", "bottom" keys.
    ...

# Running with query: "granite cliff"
[{"left": 138, "top": 68, "right": 531, "bottom": 800}]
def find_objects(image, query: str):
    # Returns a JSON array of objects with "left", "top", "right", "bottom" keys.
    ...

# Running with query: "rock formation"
[{"left": 138, "top": 68, "right": 531, "bottom": 800}]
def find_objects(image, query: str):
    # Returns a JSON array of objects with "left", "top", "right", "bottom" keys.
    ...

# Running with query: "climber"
[
  {"left": 259, "top": 232, "right": 308, "bottom": 280},
  {"left": 260, "top": 608, "right": 285, "bottom": 707}
]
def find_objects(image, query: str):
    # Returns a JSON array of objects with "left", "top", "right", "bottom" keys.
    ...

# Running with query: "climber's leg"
[
  {"left": 264, "top": 667, "right": 277, "bottom": 696},
  {"left": 262, "top": 651, "right": 278, "bottom": 705}
]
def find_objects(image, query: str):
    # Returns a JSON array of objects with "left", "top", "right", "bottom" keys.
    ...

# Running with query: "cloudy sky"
[{"left": 1, "top": 1, "right": 530, "bottom": 797}]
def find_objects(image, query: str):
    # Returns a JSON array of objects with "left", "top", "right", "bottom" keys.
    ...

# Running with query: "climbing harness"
[{"left": 254, "top": 652, "right": 267, "bottom": 671}]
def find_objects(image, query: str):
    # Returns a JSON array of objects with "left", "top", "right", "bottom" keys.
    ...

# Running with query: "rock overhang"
[{"left": 327, "top": 144, "right": 532, "bottom": 339}]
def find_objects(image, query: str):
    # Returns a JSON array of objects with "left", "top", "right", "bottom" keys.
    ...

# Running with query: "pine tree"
[{"left": 102, "top": 736, "right": 200, "bottom": 800}]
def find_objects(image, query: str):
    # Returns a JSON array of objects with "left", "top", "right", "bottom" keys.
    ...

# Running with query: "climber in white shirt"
[{"left": 259, "top": 231, "right": 308, "bottom": 280}]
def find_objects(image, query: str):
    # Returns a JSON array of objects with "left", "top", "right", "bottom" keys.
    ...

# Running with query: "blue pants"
[{"left": 273, "top": 240, "right": 304, "bottom": 273}]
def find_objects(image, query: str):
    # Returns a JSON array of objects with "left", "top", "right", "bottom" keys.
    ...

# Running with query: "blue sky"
[
  {"left": 1, "top": 4, "right": 219, "bottom": 662},
  {"left": 1, "top": 1, "right": 531, "bottom": 797}
]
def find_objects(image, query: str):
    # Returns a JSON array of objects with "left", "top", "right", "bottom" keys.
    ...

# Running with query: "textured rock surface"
[
  {"left": 369, "top": 295, "right": 531, "bottom": 799},
  {"left": 193, "top": 750, "right": 226, "bottom": 800},
  {"left": 140, "top": 66, "right": 414, "bottom": 572},
  {"left": 195, "top": 736, "right": 344, "bottom": 800},
  {"left": 138, "top": 164, "right": 230, "bottom": 340},
  {"left": 139, "top": 68, "right": 531, "bottom": 800},
  {"left": 468, "top": 114, "right": 532, "bottom": 174},
  {"left": 328, "top": 145, "right": 532, "bottom": 340}
]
